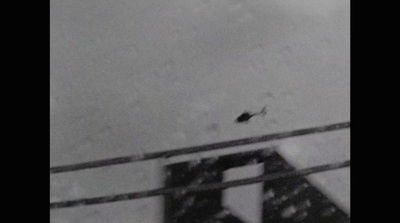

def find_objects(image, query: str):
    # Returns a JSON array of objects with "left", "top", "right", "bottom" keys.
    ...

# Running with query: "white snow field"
[{"left": 50, "top": 0, "right": 350, "bottom": 222}]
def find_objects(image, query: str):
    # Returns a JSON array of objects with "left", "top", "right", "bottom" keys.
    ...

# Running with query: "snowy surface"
[
  {"left": 50, "top": 0, "right": 350, "bottom": 222},
  {"left": 223, "top": 163, "right": 264, "bottom": 223}
]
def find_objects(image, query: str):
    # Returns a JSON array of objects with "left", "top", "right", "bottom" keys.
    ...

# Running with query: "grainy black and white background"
[{"left": 50, "top": 0, "right": 350, "bottom": 222}]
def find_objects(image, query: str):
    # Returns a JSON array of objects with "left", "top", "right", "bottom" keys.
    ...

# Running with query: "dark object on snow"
[
  {"left": 164, "top": 149, "right": 350, "bottom": 223},
  {"left": 235, "top": 106, "right": 267, "bottom": 123},
  {"left": 235, "top": 112, "right": 255, "bottom": 123}
]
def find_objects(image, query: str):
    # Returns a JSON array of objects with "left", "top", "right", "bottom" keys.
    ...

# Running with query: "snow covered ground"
[{"left": 50, "top": 0, "right": 350, "bottom": 222}]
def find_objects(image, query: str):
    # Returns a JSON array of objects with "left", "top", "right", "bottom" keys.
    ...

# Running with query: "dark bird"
[{"left": 235, "top": 106, "right": 267, "bottom": 123}]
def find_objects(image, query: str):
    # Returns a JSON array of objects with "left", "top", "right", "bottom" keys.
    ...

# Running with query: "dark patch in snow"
[
  {"left": 165, "top": 148, "right": 349, "bottom": 223},
  {"left": 235, "top": 106, "right": 267, "bottom": 123}
]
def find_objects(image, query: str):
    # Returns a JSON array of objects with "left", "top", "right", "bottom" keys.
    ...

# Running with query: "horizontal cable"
[
  {"left": 50, "top": 159, "right": 350, "bottom": 210},
  {"left": 50, "top": 121, "right": 350, "bottom": 174}
]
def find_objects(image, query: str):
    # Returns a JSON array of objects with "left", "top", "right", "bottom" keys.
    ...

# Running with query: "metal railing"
[{"left": 50, "top": 121, "right": 350, "bottom": 210}]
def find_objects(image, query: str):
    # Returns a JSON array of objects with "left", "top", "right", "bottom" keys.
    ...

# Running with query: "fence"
[{"left": 50, "top": 121, "right": 350, "bottom": 211}]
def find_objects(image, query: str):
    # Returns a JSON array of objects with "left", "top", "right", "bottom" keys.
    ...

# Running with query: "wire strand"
[
  {"left": 50, "top": 160, "right": 350, "bottom": 210},
  {"left": 50, "top": 121, "right": 350, "bottom": 174}
]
